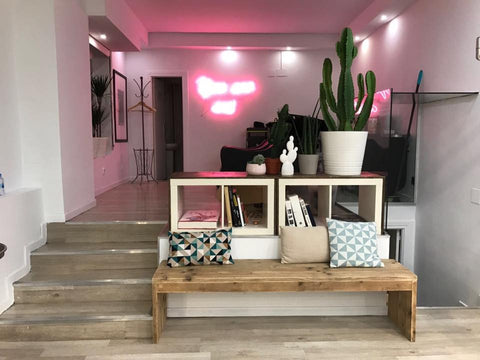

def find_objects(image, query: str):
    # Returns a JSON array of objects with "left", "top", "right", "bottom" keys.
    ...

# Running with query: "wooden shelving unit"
[
  {"left": 170, "top": 172, "right": 275, "bottom": 236},
  {"left": 169, "top": 172, "right": 384, "bottom": 237},
  {"left": 278, "top": 173, "right": 384, "bottom": 234}
]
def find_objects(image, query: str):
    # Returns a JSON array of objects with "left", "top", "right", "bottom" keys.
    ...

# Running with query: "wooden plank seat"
[{"left": 152, "top": 259, "right": 417, "bottom": 343}]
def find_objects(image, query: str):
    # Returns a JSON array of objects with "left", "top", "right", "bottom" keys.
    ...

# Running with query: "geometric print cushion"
[
  {"left": 326, "top": 219, "right": 384, "bottom": 268},
  {"left": 167, "top": 228, "right": 234, "bottom": 267}
]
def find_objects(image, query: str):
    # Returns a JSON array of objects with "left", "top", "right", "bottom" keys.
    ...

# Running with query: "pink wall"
[
  {"left": 93, "top": 51, "right": 130, "bottom": 196},
  {"left": 124, "top": 48, "right": 336, "bottom": 173},
  {"left": 353, "top": 0, "right": 480, "bottom": 306}
]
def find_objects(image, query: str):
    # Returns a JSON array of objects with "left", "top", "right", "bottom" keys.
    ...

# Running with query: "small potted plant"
[
  {"left": 246, "top": 154, "right": 266, "bottom": 175},
  {"left": 294, "top": 115, "right": 321, "bottom": 175},
  {"left": 318, "top": 27, "right": 376, "bottom": 175},
  {"left": 265, "top": 104, "right": 291, "bottom": 175}
]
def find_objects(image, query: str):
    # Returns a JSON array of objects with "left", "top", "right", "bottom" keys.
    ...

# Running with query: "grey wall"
[{"left": 353, "top": 0, "right": 480, "bottom": 306}]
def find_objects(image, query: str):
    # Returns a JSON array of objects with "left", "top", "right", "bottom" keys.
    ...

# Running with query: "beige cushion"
[{"left": 280, "top": 226, "right": 330, "bottom": 264}]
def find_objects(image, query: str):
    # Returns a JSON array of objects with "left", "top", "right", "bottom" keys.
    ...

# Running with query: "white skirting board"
[{"left": 158, "top": 234, "right": 390, "bottom": 317}]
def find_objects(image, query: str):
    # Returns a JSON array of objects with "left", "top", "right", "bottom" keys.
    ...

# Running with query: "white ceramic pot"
[
  {"left": 321, "top": 131, "right": 368, "bottom": 176},
  {"left": 246, "top": 163, "right": 266, "bottom": 176},
  {"left": 298, "top": 154, "right": 320, "bottom": 175}
]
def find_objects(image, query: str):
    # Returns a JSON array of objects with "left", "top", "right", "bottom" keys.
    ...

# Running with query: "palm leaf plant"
[{"left": 91, "top": 75, "right": 111, "bottom": 137}]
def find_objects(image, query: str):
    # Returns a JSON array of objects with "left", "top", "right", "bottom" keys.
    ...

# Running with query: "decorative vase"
[
  {"left": 265, "top": 157, "right": 281, "bottom": 175},
  {"left": 246, "top": 163, "right": 267, "bottom": 176},
  {"left": 298, "top": 154, "right": 320, "bottom": 175},
  {"left": 321, "top": 131, "right": 368, "bottom": 176}
]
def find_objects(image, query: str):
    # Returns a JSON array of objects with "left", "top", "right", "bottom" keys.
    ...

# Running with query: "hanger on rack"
[{"left": 128, "top": 101, "right": 156, "bottom": 113}]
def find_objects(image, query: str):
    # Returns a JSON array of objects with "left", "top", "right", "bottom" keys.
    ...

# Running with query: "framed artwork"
[{"left": 113, "top": 69, "right": 128, "bottom": 142}]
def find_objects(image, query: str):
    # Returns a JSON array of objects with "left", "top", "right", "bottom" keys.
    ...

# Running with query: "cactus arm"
[
  {"left": 322, "top": 58, "right": 337, "bottom": 114},
  {"left": 320, "top": 83, "right": 337, "bottom": 131},
  {"left": 355, "top": 73, "right": 365, "bottom": 113},
  {"left": 336, "top": 28, "right": 356, "bottom": 130},
  {"left": 355, "top": 71, "right": 376, "bottom": 131}
]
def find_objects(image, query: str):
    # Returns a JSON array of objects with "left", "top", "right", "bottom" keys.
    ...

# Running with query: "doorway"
[{"left": 153, "top": 77, "right": 184, "bottom": 180}]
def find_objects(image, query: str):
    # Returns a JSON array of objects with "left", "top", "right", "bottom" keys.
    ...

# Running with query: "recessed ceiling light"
[
  {"left": 380, "top": 14, "right": 388, "bottom": 21},
  {"left": 99, "top": 34, "right": 107, "bottom": 40},
  {"left": 286, "top": 46, "right": 292, "bottom": 51},
  {"left": 227, "top": 46, "right": 232, "bottom": 50},
  {"left": 354, "top": 36, "right": 361, "bottom": 41}
]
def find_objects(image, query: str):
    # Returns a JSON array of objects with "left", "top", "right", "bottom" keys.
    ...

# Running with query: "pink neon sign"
[
  {"left": 195, "top": 76, "right": 257, "bottom": 116},
  {"left": 355, "top": 88, "right": 390, "bottom": 116}
]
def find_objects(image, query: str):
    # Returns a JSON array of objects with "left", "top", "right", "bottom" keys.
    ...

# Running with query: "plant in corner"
[
  {"left": 246, "top": 154, "right": 266, "bottom": 176},
  {"left": 266, "top": 104, "right": 292, "bottom": 175},
  {"left": 319, "top": 27, "right": 376, "bottom": 175},
  {"left": 293, "top": 115, "right": 322, "bottom": 175},
  {"left": 91, "top": 75, "right": 111, "bottom": 137}
]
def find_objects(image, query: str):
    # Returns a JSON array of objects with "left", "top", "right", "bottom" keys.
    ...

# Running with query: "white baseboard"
[
  {"left": 64, "top": 199, "right": 97, "bottom": 221},
  {"left": 95, "top": 177, "right": 131, "bottom": 197},
  {"left": 0, "top": 224, "right": 46, "bottom": 314}
]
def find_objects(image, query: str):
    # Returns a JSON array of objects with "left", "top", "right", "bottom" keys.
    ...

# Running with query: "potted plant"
[
  {"left": 246, "top": 154, "right": 266, "bottom": 175},
  {"left": 319, "top": 27, "right": 376, "bottom": 175},
  {"left": 266, "top": 104, "right": 292, "bottom": 175},
  {"left": 294, "top": 115, "right": 321, "bottom": 175},
  {"left": 91, "top": 75, "right": 111, "bottom": 158}
]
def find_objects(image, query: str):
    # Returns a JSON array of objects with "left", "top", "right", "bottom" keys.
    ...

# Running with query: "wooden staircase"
[{"left": 0, "top": 222, "right": 164, "bottom": 341}]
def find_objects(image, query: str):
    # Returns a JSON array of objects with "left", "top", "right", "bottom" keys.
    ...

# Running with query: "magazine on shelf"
[
  {"left": 285, "top": 200, "right": 296, "bottom": 226},
  {"left": 178, "top": 210, "right": 219, "bottom": 229},
  {"left": 299, "top": 198, "right": 312, "bottom": 227},
  {"left": 288, "top": 195, "right": 306, "bottom": 227}
]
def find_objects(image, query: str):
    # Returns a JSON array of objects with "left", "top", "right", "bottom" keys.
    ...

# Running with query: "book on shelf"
[
  {"left": 288, "top": 195, "right": 306, "bottom": 227},
  {"left": 305, "top": 204, "right": 316, "bottom": 226},
  {"left": 224, "top": 186, "right": 233, "bottom": 227},
  {"left": 237, "top": 195, "right": 245, "bottom": 226},
  {"left": 178, "top": 209, "right": 219, "bottom": 229},
  {"left": 285, "top": 200, "right": 296, "bottom": 226},
  {"left": 299, "top": 198, "right": 312, "bottom": 227},
  {"left": 228, "top": 187, "right": 241, "bottom": 227}
]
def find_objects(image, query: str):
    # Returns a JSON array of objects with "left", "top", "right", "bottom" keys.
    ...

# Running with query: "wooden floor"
[
  {"left": 71, "top": 182, "right": 169, "bottom": 223},
  {"left": 1, "top": 308, "right": 479, "bottom": 359}
]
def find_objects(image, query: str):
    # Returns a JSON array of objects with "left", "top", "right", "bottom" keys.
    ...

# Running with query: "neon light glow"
[
  {"left": 220, "top": 48, "right": 238, "bottom": 63},
  {"left": 196, "top": 76, "right": 228, "bottom": 99},
  {"left": 211, "top": 100, "right": 237, "bottom": 115},
  {"left": 355, "top": 88, "right": 390, "bottom": 116},
  {"left": 229, "top": 81, "right": 256, "bottom": 96}
]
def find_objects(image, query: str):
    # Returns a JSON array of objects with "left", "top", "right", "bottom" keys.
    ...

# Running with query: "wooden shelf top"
[{"left": 170, "top": 171, "right": 385, "bottom": 180}]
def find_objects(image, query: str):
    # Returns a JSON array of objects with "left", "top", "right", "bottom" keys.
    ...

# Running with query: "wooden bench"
[{"left": 152, "top": 259, "right": 417, "bottom": 343}]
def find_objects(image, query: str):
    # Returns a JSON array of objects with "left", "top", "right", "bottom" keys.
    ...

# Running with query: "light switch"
[{"left": 471, "top": 188, "right": 480, "bottom": 205}]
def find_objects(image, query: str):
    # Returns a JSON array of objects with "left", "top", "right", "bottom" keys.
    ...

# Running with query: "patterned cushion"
[
  {"left": 167, "top": 228, "right": 234, "bottom": 267},
  {"left": 326, "top": 219, "right": 384, "bottom": 268}
]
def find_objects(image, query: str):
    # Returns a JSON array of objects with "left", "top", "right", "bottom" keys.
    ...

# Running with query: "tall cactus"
[{"left": 319, "top": 27, "right": 376, "bottom": 131}]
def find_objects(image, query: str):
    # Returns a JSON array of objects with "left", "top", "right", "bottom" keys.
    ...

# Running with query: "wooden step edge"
[
  {"left": 32, "top": 248, "right": 158, "bottom": 256},
  {"left": 0, "top": 314, "right": 152, "bottom": 325},
  {"left": 14, "top": 278, "right": 153, "bottom": 289}
]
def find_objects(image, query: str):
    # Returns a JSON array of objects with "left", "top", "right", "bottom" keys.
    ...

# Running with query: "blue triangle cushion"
[
  {"left": 167, "top": 228, "right": 234, "bottom": 267},
  {"left": 326, "top": 218, "right": 384, "bottom": 268}
]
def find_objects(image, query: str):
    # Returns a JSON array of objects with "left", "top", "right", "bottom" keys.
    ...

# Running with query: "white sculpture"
[{"left": 280, "top": 136, "right": 298, "bottom": 176}]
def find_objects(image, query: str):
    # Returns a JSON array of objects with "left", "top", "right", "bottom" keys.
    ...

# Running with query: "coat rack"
[{"left": 128, "top": 76, "right": 157, "bottom": 184}]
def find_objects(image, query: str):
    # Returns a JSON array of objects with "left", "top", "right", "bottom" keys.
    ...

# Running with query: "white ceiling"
[{"left": 125, "top": 0, "right": 374, "bottom": 34}]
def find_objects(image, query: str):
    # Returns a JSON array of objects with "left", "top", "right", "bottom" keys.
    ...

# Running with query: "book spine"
[
  {"left": 306, "top": 204, "right": 316, "bottom": 226},
  {"left": 224, "top": 186, "right": 233, "bottom": 227},
  {"left": 285, "top": 200, "right": 295, "bottom": 226},
  {"left": 299, "top": 198, "right": 312, "bottom": 227},
  {"left": 230, "top": 188, "right": 241, "bottom": 227},
  {"left": 237, "top": 195, "right": 245, "bottom": 226},
  {"left": 288, "top": 195, "right": 306, "bottom": 227}
]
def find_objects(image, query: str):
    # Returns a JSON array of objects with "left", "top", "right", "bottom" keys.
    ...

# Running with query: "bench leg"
[
  {"left": 388, "top": 282, "right": 417, "bottom": 342},
  {"left": 152, "top": 292, "right": 167, "bottom": 344}
]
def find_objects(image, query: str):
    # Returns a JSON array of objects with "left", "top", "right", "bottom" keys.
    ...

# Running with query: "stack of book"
[
  {"left": 224, "top": 186, "right": 261, "bottom": 227},
  {"left": 285, "top": 194, "right": 316, "bottom": 227}
]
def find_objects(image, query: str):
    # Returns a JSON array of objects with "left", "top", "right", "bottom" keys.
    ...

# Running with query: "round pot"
[
  {"left": 246, "top": 163, "right": 266, "bottom": 176},
  {"left": 321, "top": 131, "right": 368, "bottom": 176},
  {"left": 265, "top": 157, "right": 281, "bottom": 175},
  {"left": 298, "top": 154, "right": 320, "bottom": 175}
]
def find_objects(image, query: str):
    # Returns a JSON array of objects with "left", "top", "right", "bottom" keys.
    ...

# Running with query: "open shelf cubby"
[
  {"left": 169, "top": 172, "right": 275, "bottom": 236},
  {"left": 278, "top": 174, "right": 385, "bottom": 234}
]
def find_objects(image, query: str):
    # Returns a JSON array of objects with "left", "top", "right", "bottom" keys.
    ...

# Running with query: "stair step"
[
  {"left": 0, "top": 301, "right": 152, "bottom": 321},
  {"left": 0, "top": 317, "right": 152, "bottom": 341},
  {"left": 46, "top": 223, "right": 166, "bottom": 243},
  {"left": 16, "top": 268, "right": 156, "bottom": 283},
  {"left": 14, "top": 282, "right": 153, "bottom": 304},
  {"left": 30, "top": 252, "right": 158, "bottom": 272},
  {"left": 33, "top": 241, "right": 157, "bottom": 252}
]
